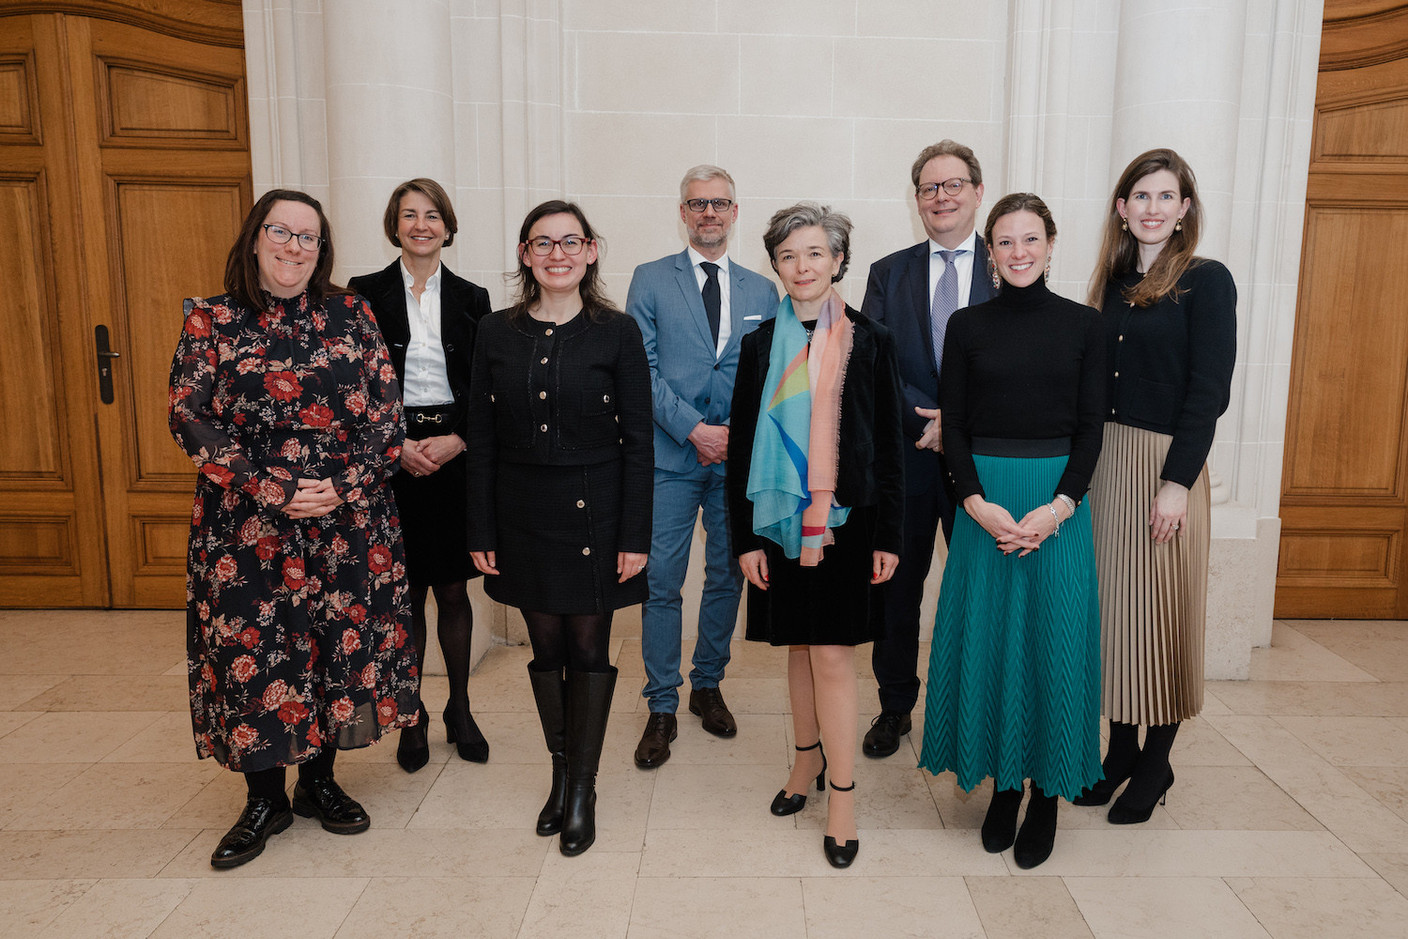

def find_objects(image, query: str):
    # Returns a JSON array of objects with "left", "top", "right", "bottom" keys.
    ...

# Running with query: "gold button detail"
[
  {"left": 539, "top": 391, "right": 547, "bottom": 399},
  {"left": 1114, "top": 371, "right": 1119, "bottom": 377},
  {"left": 540, "top": 424, "right": 548, "bottom": 432},
  {"left": 540, "top": 357, "right": 548, "bottom": 364},
  {"left": 602, "top": 394, "right": 611, "bottom": 403},
  {"left": 1118, "top": 335, "right": 1124, "bottom": 341},
  {"left": 581, "top": 547, "right": 591, "bottom": 556},
  {"left": 576, "top": 499, "right": 585, "bottom": 508},
  {"left": 545, "top": 328, "right": 554, "bottom": 336}
]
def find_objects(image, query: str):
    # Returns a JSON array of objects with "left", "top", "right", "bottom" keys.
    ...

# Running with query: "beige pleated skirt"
[{"left": 1090, "top": 423, "right": 1209, "bottom": 725}]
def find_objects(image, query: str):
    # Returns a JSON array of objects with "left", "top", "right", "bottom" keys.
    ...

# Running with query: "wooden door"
[
  {"left": 1276, "top": 2, "right": 1408, "bottom": 618},
  {"left": 0, "top": 3, "right": 249, "bottom": 607}
]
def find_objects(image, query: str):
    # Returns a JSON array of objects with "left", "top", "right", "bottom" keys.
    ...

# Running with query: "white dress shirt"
[
  {"left": 400, "top": 260, "right": 455, "bottom": 406},
  {"left": 687, "top": 246, "right": 732, "bottom": 360}
]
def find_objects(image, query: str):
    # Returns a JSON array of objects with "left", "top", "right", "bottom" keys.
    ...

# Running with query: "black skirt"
[
  {"left": 743, "top": 504, "right": 882, "bottom": 646},
  {"left": 485, "top": 458, "right": 647, "bottom": 614},
  {"left": 390, "top": 406, "right": 479, "bottom": 589}
]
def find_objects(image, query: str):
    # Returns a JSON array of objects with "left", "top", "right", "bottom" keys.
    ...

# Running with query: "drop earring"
[
  {"left": 989, "top": 259, "right": 1001, "bottom": 290},
  {"left": 1121, "top": 218, "right": 1128, "bottom": 231},
  {"left": 1175, "top": 218, "right": 1183, "bottom": 231},
  {"left": 1044, "top": 257, "right": 1051, "bottom": 284}
]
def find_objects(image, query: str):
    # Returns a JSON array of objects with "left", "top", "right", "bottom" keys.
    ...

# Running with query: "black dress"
[
  {"left": 726, "top": 309, "right": 906, "bottom": 646},
  {"left": 466, "top": 308, "right": 653, "bottom": 614},
  {"left": 349, "top": 262, "right": 492, "bottom": 588}
]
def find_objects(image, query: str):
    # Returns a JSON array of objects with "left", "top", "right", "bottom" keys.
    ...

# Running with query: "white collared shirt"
[
  {"left": 687, "top": 246, "right": 732, "bottom": 359},
  {"left": 927, "top": 229, "right": 980, "bottom": 313},
  {"left": 400, "top": 260, "right": 454, "bottom": 406}
]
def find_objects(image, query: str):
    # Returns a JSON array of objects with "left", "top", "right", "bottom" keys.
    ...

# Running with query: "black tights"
[
  {"left": 409, "top": 580, "right": 473, "bottom": 703},
  {"left": 521, "top": 609, "right": 613, "bottom": 672},
  {"left": 243, "top": 748, "right": 338, "bottom": 805}
]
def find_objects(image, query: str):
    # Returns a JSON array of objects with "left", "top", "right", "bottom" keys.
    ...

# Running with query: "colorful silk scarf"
[{"left": 746, "top": 289, "right": 854, "bottom": 565}]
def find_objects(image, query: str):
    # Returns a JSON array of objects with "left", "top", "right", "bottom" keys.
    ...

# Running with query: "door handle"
[{"left": 95, "top": 325, "right": 120, "bottom": 404}]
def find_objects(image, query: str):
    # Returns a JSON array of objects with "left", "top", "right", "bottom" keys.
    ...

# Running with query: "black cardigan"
[
  {"left": 348, "top": 260, "right": 492, "bottom": 440},
  {"left": 465, "top": 308, "right": 654, "bottom": 554},
  {"left": 1101, "top": 259, "right": 1237, "bottom": 488},
  {"left": 726, "top": 309, "right": 906, "bottom": 557}
]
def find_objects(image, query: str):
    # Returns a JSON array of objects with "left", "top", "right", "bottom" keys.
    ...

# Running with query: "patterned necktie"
[
  {"left": 700, "top": 261, "right": 722, "bottom": 345},
  {"left": 931, "top": 249, "right": 962, "bottom": 375}
]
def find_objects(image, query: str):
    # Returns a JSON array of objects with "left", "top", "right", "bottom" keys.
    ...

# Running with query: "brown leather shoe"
[
  {"left": 633, "top": 712, "right": 677, "bottom": 769},
  {"left": 688, "top": 687, "right": 737, "bottom": 738}
]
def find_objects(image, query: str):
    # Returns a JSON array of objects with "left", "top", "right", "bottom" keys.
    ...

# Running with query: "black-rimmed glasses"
[
  {"left": 262, "top": 224, "right": 323, "bottom": 250},
  {"left": 525, "top": 235, "right": 590, "bottom": 256},
  {"left": 683, "top": 198, "right": 734, "bottom": 213},
  {"left": 916, "top": 178, "right": 974, "bottom": 200}
]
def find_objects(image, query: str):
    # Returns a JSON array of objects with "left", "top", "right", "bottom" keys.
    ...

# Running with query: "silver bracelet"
[
  {"left": 1057, "top": 494, "right": 1077, "bottom": 517},
  {"left": 1047, "top": 503, "right": 1061, "bottom": 536}
]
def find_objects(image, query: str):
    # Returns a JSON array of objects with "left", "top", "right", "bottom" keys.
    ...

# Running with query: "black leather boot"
[
  {"left": 527, "top": 661, "right": 568, "bottom": 836},
  {"left": 560, "top": 666, "right": 617, "bottom": 857}
]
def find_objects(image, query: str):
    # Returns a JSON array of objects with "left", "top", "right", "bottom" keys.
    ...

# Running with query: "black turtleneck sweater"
[{"left": 938, "top": 279, "right": 1106, "bottom": 504}]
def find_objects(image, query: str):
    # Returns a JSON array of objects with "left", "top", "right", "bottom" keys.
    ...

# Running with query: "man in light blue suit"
[{"left": 626, "top": 165, "right": 779, "bottom": 768}]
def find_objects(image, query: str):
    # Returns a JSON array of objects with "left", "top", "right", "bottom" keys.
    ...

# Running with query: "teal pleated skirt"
[{"left": 917, "top": 453, "right": 1102, "bottom": 800}]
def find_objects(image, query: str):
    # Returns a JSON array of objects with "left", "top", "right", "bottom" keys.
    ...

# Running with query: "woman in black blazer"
[
  {"left": 727, "top": 202, "right": 905, "bottom": 869},
  {"left": 467, "top": 200, "right": 652, "bottom": 857},
  {"left": 349, "top": 178, "right": 492, "bottom": 773}
]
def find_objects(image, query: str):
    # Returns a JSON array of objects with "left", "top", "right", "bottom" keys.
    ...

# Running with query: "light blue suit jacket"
[{"left": 626, "top": 249, "right": 779, "bottom": 475}]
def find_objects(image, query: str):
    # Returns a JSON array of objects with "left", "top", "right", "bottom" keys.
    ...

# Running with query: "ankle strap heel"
[
  {"left": 829, "top": 781, "right": 854, "bottom": 792},
  {"left": 796, "top": 740, "right": 827, "bottom": 790}
]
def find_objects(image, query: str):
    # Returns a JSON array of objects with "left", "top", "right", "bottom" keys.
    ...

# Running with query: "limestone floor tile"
[
  {"left": 1064, "top": 876, "right": 1270, "bottom": 938},
  {"left": 1360, "top": 852, "right": 1408, "bottom": 896},
  {"left": 1011, "top": 829, "right": 1370, "bottom": 878},
  {"left": 0, "top": 879, "right": 94, "bottom": 935},
  {"left": 11, "top": 760, "right": 222, "bottom": 831},
  {"left": 518, "top": 849, "right": 638, "bottom": 939},
  {"left": 0, "top": 711, "right": 43, "bottom": 738},
  {"left": 641, "top": 827, "right": 1007, "bottom": 878},
  {"left": 801, "top": 875, "right": 986, "bottom": 938},
  {"left": 335, "top": 875, "right": 536, "bottom": 939},
  {"left": 39, "top": 877, "right": 198, "bottom": 938},
  {"left": 1199, "top": 688, "right": 1233, "bottom": 715},
  {"left": 1287, "top": 619, "right": 1408, "bottom": 643},
  {"left": 323, "top": 761, "right": 446, "bottom": 829},
  {"left": 158, "top": 827, "right": 550, "bottom": 879},
  {"left": 1341, "top": 765, "right": 1408, "bottom": 822},
  {"left": 21, "top": 674, "right": 189, "bottom": 712},
  {"left": 0, "top": 829, "right": 199, "bottom": 879},
  {"left": 964, "top": 875, "right": 1093, "bottom": 939},
  {"left": 102, "top": 712, "right": 202, "bottom": 764},
  {"left": 0, "top": 611, "right": 185, "bottom": 676},
  {"left": 630, "top": 875, "right": 806, "bottom": 938},
  {"left": 410, "top": 761, "right": 562, "bottom": 830},
  {"left": 657, "top": 712, "right": 789, "bottom": 765},
  {"left": 1172, "top": 715, "right": 1254, "bottom": 766},
  {"left": 150, "top": 876, "right": 369, "bottom": 938},
  {"left": 1208, "top": 714, "right": 1408, "bottom": 852},
  {"left": 1058, "top": 797, "right": 1178, "bottom": 831},
  {"left": 1231, "top": 876, "right": 1408, "bottom": 938},
  {"left": 1297, "top": 638, "right": 1408, "bottom": 684},
  {"left": 0, "top": 711, "right": 166, "bottom": 763},
  {"left": 792, "top": 761, "right": 942, "bottom": 832},
  {"left": 0, "top": 675, "right": 64, "bottom": 710},
  {"left": 452, "top": 710, "right": 556, "bottom": 765},
  {"left": 1274, "top": 715, "right": 1408, "bottom": 766},
  {"left": 0, "top": 762, "right": 87, "bottom": 829},
  {"left": 1249, "top": 624, "right": 1376, "bottom": 683},
  {"left": 647, "top": 761, "right": 789, "bottom": 830},
  {"left": 161, "top": 771, "right": 252, "bottom": 830},
  {"left": 707, "top": 676, "right": 790, "bottom": 714},
  {"left": 1205, "top": 680, "right": 1408, "bottom": 717},
  {"left": 1157, "top": 765, "right": 1322, "bottom": 831}
]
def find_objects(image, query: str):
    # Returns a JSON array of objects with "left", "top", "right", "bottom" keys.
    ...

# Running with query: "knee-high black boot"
[
  {"left": 1073, "top": 720, "right": 1140, "bottom": 806},
  {"left": 1109, "top": 721, "right": 1179, "bottom": 824},
  {"left": 527, "top": 661, "right": 568, "bottom": 836},
  {"left": 560, "top": 666, "right": 617, "bottom": 856}
]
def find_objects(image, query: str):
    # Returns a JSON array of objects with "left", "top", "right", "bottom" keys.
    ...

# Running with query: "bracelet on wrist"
[{"left": 1047, "top": 503, "right": 1062, "bottom": 536}]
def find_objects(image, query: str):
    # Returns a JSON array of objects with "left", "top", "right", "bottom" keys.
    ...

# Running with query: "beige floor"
[{"left": 2, "top": 613, "right": 1408, "bottom": 938}]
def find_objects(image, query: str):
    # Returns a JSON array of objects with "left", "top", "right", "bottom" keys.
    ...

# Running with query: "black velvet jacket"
[
  {"left": 348, "top": 260, "right": 492, "bottom": 439},
  {"left": 727, "top": 308, "right": 906, "bottom": 557}
]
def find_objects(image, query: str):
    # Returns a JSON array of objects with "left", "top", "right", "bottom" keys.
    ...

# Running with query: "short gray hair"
[
  {"left": 762, "top": 202, "right": 852, "bottom": 283},
  {"left": 679, "top": 164, "right": 736, "bottom": 202}
]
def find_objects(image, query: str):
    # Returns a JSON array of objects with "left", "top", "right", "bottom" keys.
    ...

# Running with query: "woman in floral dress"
[{"left": 169, "top": 189, "right": 419, "bottom": 869}]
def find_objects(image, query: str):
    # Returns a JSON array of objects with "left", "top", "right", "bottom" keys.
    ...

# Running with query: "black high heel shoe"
[
  {"left": 770, "top": 741, "right": 826, "bottom": 816},
  {"left": 444, "top": 698, "right": 489, "bottom": 763},
  {"left": 822, "top": 781, "right": 858, "bottom": 869},
  {"left": 1107, "top": 769, "right": 1174, "bottom": 825},
  {"left": 396, "top": 704, "right": 430, "bottom": 773},
  {"left": 1071, "top": 766, "right": 1133, "bottom": 807}
]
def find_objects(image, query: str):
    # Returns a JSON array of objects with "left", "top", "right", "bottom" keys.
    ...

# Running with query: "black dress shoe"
[
  {"left": 633, "top": 712, "right": 677, "bottom": 769},
  {"left": 862, "top": 711, "right": 912, "bottom": 758},
  {"left": 822, "top": 781, "right": 858, "bottom": 868},
  {"left": 396, "top": 705, "right": 431, "bottom": 773},
  {"left": 688, "top": 687, "right": 737, "bottom": 738},
  {"left": 444, "top": 699, "right": 489, "bottom": 763},
  {"left": 770, "top": 740, "right": 826, "bottom": 816},
  {"left": 292, "top": 777, "right": 370, "bottom": 834},
  {"left": 210, "top": 797, "right": 293, "bottom": 869}
]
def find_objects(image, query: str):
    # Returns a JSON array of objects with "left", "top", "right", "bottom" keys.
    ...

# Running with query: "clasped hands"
[
  {"left": 281, "top": 478, "right": 344, "bottom": 519},
  {"left": 400, "top": 433, "right": 465, "bottom": 478},
  {"left": 965, "top": 494, "right": 1066, "bottom": 557}
]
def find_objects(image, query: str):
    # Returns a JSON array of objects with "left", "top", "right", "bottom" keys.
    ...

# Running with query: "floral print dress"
[{"left": 169, "top": 289, "right": 419, "bottom": 773}]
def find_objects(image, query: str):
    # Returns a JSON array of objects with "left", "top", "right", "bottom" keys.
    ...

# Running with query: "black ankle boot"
[
  {"left": 1108, "top": 722, "right": 1179, "bottom": 825},
  {"left": 560, "top": 666, "right": 616, "bottom": 857},
  {"left": 981, "top": 786, "right": 1024, "bottom": 853},
  {"left": 1013, "top": 785, "right": 1058, "bottom": 868},
  {"left": 1073, "top": 720, "right": 1139, "bottom": 806},
  {"left": 528, "top": 662, "right": 568, "bottom": 836}
]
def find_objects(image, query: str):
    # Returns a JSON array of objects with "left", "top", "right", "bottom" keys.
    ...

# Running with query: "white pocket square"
[{"left": 743, "top": 314, "right": 762, "bottom": 321}]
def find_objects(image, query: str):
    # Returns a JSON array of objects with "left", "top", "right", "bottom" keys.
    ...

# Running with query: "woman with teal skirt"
[{"left": 917, "top": 193, "right": 1105, "bottom": 869}]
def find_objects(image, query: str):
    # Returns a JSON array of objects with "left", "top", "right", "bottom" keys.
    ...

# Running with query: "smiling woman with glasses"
[{"left": 465, "top": 200, "right": 653, "bottom": 857}]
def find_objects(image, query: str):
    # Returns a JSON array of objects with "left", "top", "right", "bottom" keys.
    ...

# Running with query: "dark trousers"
[{"left": 871, "top": 473, "right": 955, "bottom": 714}]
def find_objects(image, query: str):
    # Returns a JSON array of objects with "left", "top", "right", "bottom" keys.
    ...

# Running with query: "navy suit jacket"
[
  {"left": 626, "top": 249, "right": 779, "bottom": 475},
  {"left": 861, "top": 240, "right": 996, "bottom": 495},
  {"left": 349, "top": 260, "right": 492, "bottom": 440}
]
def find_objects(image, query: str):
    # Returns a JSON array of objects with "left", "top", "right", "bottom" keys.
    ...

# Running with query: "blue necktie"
[{"left": 931, "top": 249, "right": 962, "bottom": 375}]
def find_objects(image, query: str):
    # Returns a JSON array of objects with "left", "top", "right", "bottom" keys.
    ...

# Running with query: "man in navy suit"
[
  {"left": 625, "top": 166, "right": 779, "bottom": 768},
  {"left": 860, "top": 140, "right": 994, "bottom": 758}
]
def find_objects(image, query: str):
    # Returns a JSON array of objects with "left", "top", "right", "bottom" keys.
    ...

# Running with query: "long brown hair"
[
  {"left": 1087, "top": 148, "right": 1203, "bottom": 309},
  {"left": 224, "top": 189, "right": 344, "bottom": 308},
  {"left": 982, "top": 193, "right": 1056, "bottom": 289},
  {"left": 507, "top": 200, "right": 618, "bottom": 322}
]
